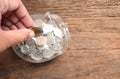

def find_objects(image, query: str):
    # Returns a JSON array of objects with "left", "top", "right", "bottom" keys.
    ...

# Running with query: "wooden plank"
[{"left": 0, "top": 0, "right": 120, "bottom": 79}]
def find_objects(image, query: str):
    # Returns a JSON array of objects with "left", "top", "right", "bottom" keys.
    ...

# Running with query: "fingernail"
[{"left": 29, "top": 31, "right": 35, "bottom": 38}]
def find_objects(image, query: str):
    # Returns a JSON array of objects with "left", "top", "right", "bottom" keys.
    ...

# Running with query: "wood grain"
[{"left": 0, "top": 0, "right": 120, "bottom": 79}]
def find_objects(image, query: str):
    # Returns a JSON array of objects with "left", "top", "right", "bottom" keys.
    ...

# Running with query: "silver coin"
[
  {"left": 34, "top": 19, "right": 43, "bottom": 28},
  {"left": 25, "top": 38, "right": 37, "bottom": 52},
  {"left": 47, "top": 32, "right": 56, "bottom": 45},
  {"left": 56, "top": 36, "right": 63, "bottom": 43},
  {"left": 20, "top": 45, "right": 31, "bottom": 55},
  {"left": 53, "top": 28, "right": 62, "bottom": 38},
  {"left": 34, "top": 36, "right": 47, "bottom": 46},
  {"left": 43, "top": 49, "right": 56, "bottom": 58},
  {"left": 25, "top": 38, "right": 36, "bottom": 46},
  {"left": 37, "top": 44, "right": 49, "bottom": 51},
  {"left": 30, "top": 50, "right": 43, "bottom": 61},
  {"left": 42, "top": 23, "right": 54, "bottom": 34}
]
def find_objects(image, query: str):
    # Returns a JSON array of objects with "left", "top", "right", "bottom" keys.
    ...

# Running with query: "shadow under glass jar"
[{"left": 13, "top": 12, "right": 70, "bottom": 63}]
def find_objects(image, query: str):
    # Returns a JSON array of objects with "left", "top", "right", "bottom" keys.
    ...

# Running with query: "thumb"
[{"left": 4, "top": 29, "right": 35, "bottom": 46}]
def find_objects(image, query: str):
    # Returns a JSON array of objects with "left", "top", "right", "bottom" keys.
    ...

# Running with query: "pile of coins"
[{"left": 14, "top": 18, "right": 66, "bottom": 62}]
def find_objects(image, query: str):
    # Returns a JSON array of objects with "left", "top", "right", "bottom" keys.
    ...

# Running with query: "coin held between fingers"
[{"left": 30, "top": 27, "right": 43, "bottom": 37}]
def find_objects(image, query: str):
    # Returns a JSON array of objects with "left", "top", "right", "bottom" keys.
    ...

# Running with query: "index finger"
[{"left": 15, "top": 1, "right": 34, "bottom": 28}]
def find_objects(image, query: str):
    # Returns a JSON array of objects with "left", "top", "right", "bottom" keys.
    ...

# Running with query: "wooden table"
[{"left": 0, "top": 0, "right": 120, "bottom": 79}]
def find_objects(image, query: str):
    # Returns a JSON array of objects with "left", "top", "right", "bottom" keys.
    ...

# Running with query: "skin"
[{"left": 0, "top": 0, "right": 35, "bottom": 52}]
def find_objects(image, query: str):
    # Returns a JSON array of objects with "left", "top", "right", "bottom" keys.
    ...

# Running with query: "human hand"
[{"left": 0, "top": 0, "right": 35, "bottom": 52}]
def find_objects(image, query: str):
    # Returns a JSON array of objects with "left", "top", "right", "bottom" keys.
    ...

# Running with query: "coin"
[
  {"left": 43, "top": 49, "right": 55, "bottom": 58},
  {"left": 37, "top": 44, "right": 49, "bottom": 51},
  {"left": 34, "top": 19, "right": 43, "bottom": 28},
  {"left": 20, "top": 45, "right": 30, "bottom": 54},
  {"left": 47, "top": 32, "right": 56, "bottom": 45},
  {"left": 34, "top": 36, "right": 47, "bottom": 46},
  {"left": 42, "top": 23, "right": 54, "bottom": 34},
  {"left": 30, "top": 51, "right": 43, "bottom": 61},
  {"left": 31, "top": 27, "right": 43, "bottom": 37},
  {"left": 25, "top": 38, "right": 36, "bottom": 46},
  {"left": 53, "top": 28, "right": 62, "bottom": 38},
  {"left": 51, "top": 43, "right": 58, "bottom": 51}
]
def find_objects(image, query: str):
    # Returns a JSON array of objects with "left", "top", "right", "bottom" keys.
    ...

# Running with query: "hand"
[{"left": 0, "top": 0, "right": 35, "bottom": 52}]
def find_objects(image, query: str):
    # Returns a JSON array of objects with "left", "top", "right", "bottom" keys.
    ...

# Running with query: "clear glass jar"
[{"left": 13, "top": 12, "right": 70, "bottom": 63}]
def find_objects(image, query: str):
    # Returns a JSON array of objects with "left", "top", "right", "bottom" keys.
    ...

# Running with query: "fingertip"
[
  {"left": 3, "top": 29, "right": 34, "bottom": 45},
  {"left": 29, "top": 30, "right": 35, "bottom": 38},
  {"left": 18, "top": 29, "right": 35, "bottom": 39}
]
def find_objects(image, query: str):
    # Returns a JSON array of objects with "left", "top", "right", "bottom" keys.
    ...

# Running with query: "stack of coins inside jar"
[{"left": 13, "top": 13, "right": 70, "bottom": 63}]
